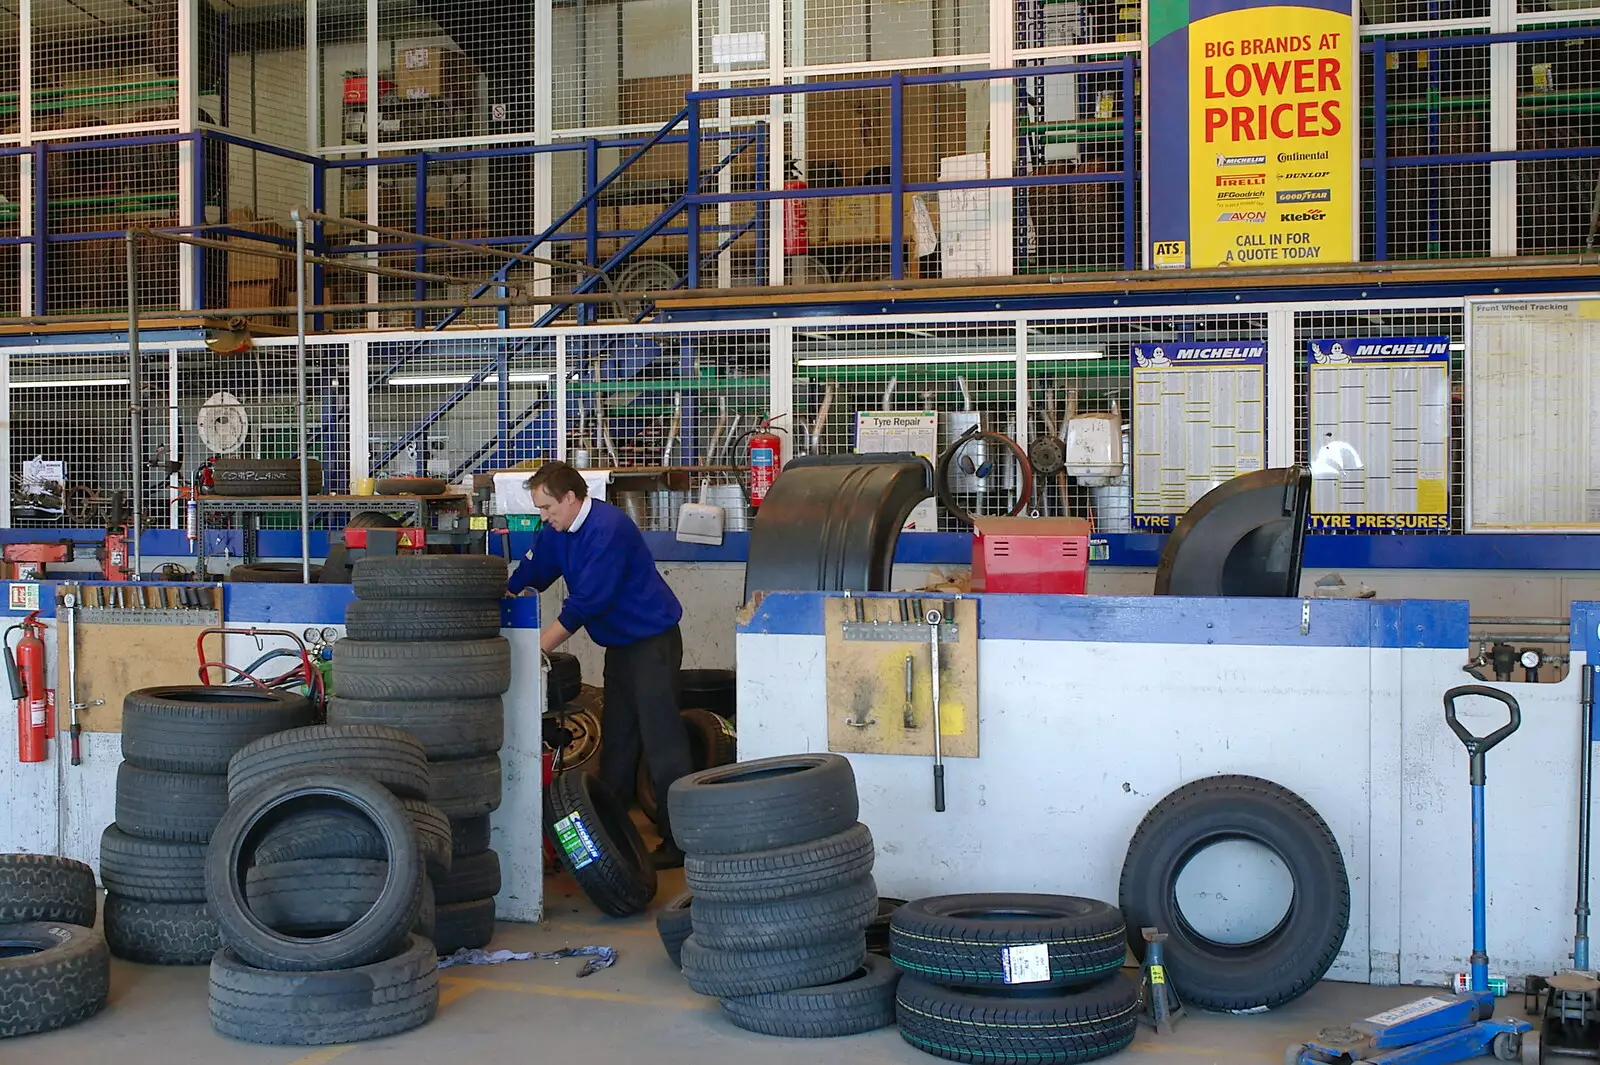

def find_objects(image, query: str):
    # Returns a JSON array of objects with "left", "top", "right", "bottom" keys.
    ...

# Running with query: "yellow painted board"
[
  {"left": 56, "top": 622, "right": 207, "bottom": 733},
  {"left": 824, "top": 596, "right": 978, "bottom": 758}
]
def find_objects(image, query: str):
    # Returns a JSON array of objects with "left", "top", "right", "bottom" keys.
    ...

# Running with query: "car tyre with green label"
[{"left": 544, "top": 768, "right": 656, "bottom": 917}]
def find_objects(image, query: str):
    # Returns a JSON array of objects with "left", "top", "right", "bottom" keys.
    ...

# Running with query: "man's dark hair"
[{"left": 527, "top": 461, "right": 588, "bottom": 501}]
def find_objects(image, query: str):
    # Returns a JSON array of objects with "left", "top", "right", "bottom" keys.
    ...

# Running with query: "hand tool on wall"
[
  {"left": 903, "top": 653, "right": 916, "bottom": 730},
  {"left": 927, "top": 605, "right": 945, "bottom": 812},
  {"left": 63, "top": 593, "right": 101, "bottom": 766}
]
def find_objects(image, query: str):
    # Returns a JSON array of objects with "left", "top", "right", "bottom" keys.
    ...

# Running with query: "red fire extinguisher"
[
  {"left": 748, "top": 418, "right": 784, "bottom": 508},
  {"left": 6, "top": 613, "right": 48, "bottom": 763},
  {"left": 783, "top": 160, "right": 808, "bottom": 258}
]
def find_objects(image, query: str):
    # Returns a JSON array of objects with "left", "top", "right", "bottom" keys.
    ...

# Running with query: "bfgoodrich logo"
[
  {"left": 1217, "top": 211, "right": 1266, "bottom": 223},
  {"left": 1277, "top": 189, "right": 1332, "bottom": 203},
  {"left": 1280, "top": 209, "right": 1327, "bottom": 222},
  {"left": 1217, "top": 190, "right": 1264, "bottom": 202},
  {"left": 1216, "top": 154, "right": 1267, "bottom": 167}
]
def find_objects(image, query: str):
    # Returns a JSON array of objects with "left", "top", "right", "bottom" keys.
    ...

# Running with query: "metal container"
[
  {"left": 704, "top": 483, "right": 751, "bottom": 532},
  {"left": 650, "top": 489, "right": 688, "bottom": 533},
  {"left": 614, "top": 490, "right": 651, "bottom": 528}
]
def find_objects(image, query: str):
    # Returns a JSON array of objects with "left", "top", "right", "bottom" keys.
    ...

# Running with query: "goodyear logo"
[
  {"left": 1217, "top": 211, "right": 1266, "bottom": 223},
  {"left": 1216, "top": 173, "right": 1266, "bottom": 187},
  {"left": 1216, "top": 154, "right": 1267, "bottom": 167},
  {"left": 1280, "top": 209, "right": 1327, "bottom": 222},
  {"left": 1277, "top": 189, "right": 1332, "bottom": 203}
]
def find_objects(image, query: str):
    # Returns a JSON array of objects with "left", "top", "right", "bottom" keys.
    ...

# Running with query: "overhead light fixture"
[
  {"left": 387, "top": 372, "right": 553, "bottom": 386},
  {"left": 11, "top": 378, "right": 132, "bottom": 389},
  {"left": 796, "top": 351, "right": 1103, "bottom": 367}
]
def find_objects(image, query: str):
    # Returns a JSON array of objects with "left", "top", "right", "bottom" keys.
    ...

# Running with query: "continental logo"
[
  {"left": 1217, "top": 211, "right": 1266, "bottom": 223},
  {"left": 1280, "top": 209, "right": 1327, "bottom": 222},
  {"left": 1216, "top": 173, "right": 1266, "bottom": 187},
  {"left": 1281, "top": 170, "right": 1330, "bottom": 180},
  {"left": 1215, "top": 154, "right": 1267, "bottom": 167},
  {"left": 1216, "top": 190, "right": 1264, "bottom": 202},
  {"left": 1277, "top": 189, "right": 1331, "bottom": 203}
]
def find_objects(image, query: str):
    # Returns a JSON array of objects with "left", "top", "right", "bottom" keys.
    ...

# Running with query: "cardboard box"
[
  {"left": 229, "top": 222, "right": 290, "bottom": 283},
  {"left": 824, "top": 195, "right": 893, "bottom": 245},
  {"left": 394, "top": 47, "right": 474, "bottom": 103},
  {"left": 227, "top": 279, "right": 281, "bottom": 309},
  {"left": 620, "top": 76, "right": 691, "bottom": 126}
]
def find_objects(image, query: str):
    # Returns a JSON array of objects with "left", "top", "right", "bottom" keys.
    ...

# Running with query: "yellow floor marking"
[
  {"left": 439, "top": 973, "right": 714, "bottom": 1011},
  {"left": 437, "top": 980, "right": 479, "bottom": 1009},
  {"left": 282, "top": 1047, "right": 353, "bottom": 1065}
]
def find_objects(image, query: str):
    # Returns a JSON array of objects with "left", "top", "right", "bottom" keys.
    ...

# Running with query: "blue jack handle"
[{"left": 1444, "top": 684, "right": 1522, "bottom": 995}]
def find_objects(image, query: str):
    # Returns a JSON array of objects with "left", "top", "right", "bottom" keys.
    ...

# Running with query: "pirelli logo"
[{"left": 1216, "top": 173, "right": 1266, "bottom": 187}]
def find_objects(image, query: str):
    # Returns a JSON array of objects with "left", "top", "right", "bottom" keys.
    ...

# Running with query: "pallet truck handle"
[{"left": 1444, "top": 684, "right": 1522, "bottom": 785}]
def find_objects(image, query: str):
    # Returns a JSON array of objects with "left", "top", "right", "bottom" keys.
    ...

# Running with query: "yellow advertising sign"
[{"left": 1186, "top": 7, "right": 1356, "bottom": 268}]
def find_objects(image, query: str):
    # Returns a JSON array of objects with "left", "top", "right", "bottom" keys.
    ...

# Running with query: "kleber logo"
[
  {"left": 1217, "top": 211, "right": 1267, "bottom": 223},
  {"left": 1216, "top": 173, "right": 1266, "bottom": 187},
  {"left": 1277, "top": 189, "right": 1332, "bottom": 203},
  {"left": 1280, "top": 209, "right": 1327, "bottom": 222},
  {"left": 1216, "top": 154, "right": 1267, "bottom": 167}
]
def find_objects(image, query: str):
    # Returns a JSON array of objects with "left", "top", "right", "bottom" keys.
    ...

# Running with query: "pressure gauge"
[
  {"left": 321, "top": 626, "right": 340, "bottom": 643},
  {"left": 303, "top": 627, "right": 321, "bottom": 644},
  {"left": 1520, "top": 649, "right": 1542, "bottom": 670}
]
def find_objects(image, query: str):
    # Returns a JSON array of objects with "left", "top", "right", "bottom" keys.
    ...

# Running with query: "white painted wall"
[{"left": 736, "top": 608, "right": 1585, "bottom": 988}]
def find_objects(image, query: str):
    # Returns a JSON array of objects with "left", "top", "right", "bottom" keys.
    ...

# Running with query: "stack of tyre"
[
  {"left": 204, "top": 725, "right": 447, "bottom": 1045},
  {"left": 327, "top": 553, "right": 510, "bottom": 954},
  {"left": 0, "top": 853, "right": 108, "bottom": 1038},
  {"left": 888, "top": 893, "right": 1137, "bottom": 1064},
  {"left": 101, "top": 685, "right": 314, "bottom": 964},
  {"left": 669, "top": 753, "right": 898, "bottom": 1038}
]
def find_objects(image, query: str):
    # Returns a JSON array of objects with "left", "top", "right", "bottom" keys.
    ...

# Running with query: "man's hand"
[{"left": 540, "top": 620, "right": 573, "bottom": 653}]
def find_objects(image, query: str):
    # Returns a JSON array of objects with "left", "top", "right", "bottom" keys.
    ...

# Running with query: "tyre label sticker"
[
  {"left": 1364, "top": 998, "right": 1456, "bottom": 1027},
  {"left": 1149, "top": 964, "right": 1166, "bottom": 985},
  {"left": 714, "top": 714, "right": 735, "bottom": 738},
  {"left": 1001, "top": 943, "right": 1051, "bottom": 984},
  {"left": 553, "top": 814, "right": 602, "bottom": 870}
]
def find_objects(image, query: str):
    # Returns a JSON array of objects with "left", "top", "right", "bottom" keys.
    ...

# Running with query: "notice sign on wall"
[
  {"left": 1130, "top": 342, "right": 1266, "bottom": 529},
  {"left": 1307, "top": 337, "right": 1451, "bottom": 531},
  {"left": 1146, "top": 0, "right": 1358, "bottom": 269}
]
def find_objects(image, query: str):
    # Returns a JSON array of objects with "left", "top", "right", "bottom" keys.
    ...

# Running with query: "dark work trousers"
[{"left": 599, "top": 624, "right": 688, "bottom": 845}]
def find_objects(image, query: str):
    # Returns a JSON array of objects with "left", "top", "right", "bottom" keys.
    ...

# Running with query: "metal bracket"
[
  {"left": 1301, "top": 598, "right": 1312, "bottom": 636},
  {"left": 843, "top": 622, "right": 959, "bottom": 643}
]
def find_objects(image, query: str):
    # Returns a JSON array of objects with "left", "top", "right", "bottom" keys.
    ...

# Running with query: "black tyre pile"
[
  {"left": 669, "top": 753, "right": 897, "bottom": 1038},
  {"left": 204, "top": 727, "right": 447, "bottom": 1045},
  {"left": 889, "top": 894, "right": 1136, "bottom": 1064},
  {"left": 328, "top": 553, "right": 510, "bottom": 954},
  {"left": 0, "top": 853, "right": 108, "bottom": 1038},
  {"left": 103, "top": 685, "right": 314, "bottom": 965}
]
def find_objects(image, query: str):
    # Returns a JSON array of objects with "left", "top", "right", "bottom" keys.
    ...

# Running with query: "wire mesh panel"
[
  {"left": 1014, "top": 0, "right": 1137, "bottom": 52},
  {"left": 0, "top": 151, "right": 18, "bottom": 319},
  {"left": 790, "top": 0, "right": 988, "bottom": 65},
  {"left": 555, "top": 0, "right": 691, "bottom": 134},
  {"left": 700, "top": 0, "right": 769, "bottom": 77},
  {"left": 1360, "top": 0, "right": 1488, "bottom": 26},
  {"left": 318, "top": 0, "right": 367, "bottom": 150},
  {"left": 0, "top": 5, "right": 18, "bottom": 139},
  {"left": 9, "top": 349, "right": 140, "bottom": 527},
  {"left": 565, "top": 327, "right": 767, "bottom": 530},
  {"left": 32, "top": 0, "right": 180, "bottom": 134},
  {"left": 368, "top": 335, "right": 558, "bottom": 482},
  {"left": 203, "top": 1, "right": 309, "bottom": 150},
  {"left": 1517, "top": 24, "right": 1600, "bottom": 254},
  {"left": 377, "top": 2, "right": 496, "bottom": 147}
]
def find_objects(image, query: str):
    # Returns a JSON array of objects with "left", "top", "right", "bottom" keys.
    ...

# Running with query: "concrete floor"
[{"left": 17, "top": 867, "right": 1537, "bottom": 1065}]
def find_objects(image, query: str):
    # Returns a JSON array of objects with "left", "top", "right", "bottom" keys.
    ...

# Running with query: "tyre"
[
  {"left": 121, "top": 685, "right": 315, "bottom": 774},
  {"left": 351, "top": 555, "right": 508, "bottom": 601},
  {"left": 227, "top": 723, "right": 431, "bottom": 802},
  {"left": 344, "top": 599, "right": 503, "bottom": 642},
  {"left": 103, "top": 895, "right": 222, "bottom": 965},
  {"left": 430, "top": 756, "right": 503, "bottom": 819},
  {"left": 692, "top": 875, "right": 878, "bottom": 951},
  {"left": 679, "top": 668, "right": 736, "bottom": 719},
  {"left": 684, "top": 822, "right": 874, "bottom": 903},
  {"left": 244, "top": 858, "right": 412, "bottom": 934},
  {"left": 868, "top": 897, "right": 906, "bottom": 958},
  {"left": 721, "top": 953, "right": 899, "bottom": 1037},
  {"left": 889, "top": 894, "right": 1126, "bottom": 991},
  {"left": 327, "top": 695, "right": 503, "bottom": 760},
  {"left": 227, "top": 563, "right": 324, "bottom": 583},
  {"left": 1119, "top": 774, "right": 1350, "bottom": 1012},
  {"left": 209, "top": 935, "right": 439, "bottom": 1045},
  {"left": 546, "top": 652, "right": 582, "bottom": 709},
  {"left": 544, "top": 769, "right": 655, "bottom": 918},
  {"left": 98, "top": 825, "right": 207, "bottom": 902},
  {"left": 451, "top": 815, "right": 492, "bottom": 857},
  {"left": 680, "top": 933, "right": 865, "bottom": 998},
  {"left": 206, "top": 770, "right": 423, "bottom": 972},
  {"left": 415, "top": 879, "right": 436, "bottom": 940},
  {"left": 434, "top": 898, "right": 496, "bottom": 955},
  {"left": 253, "top": 799, "right": 452, "bottom": 882},
  {"left": 435, "top": 849, "right": 500, "bottom": 906},
  {"left": 0, "top": 853, "right": 97, "bottom": 925},
  {"left": 657, "top": 892, "right": 693, "bottom": 968},
  {"left": 335, "top": 638, "right": 511, "bottom": 701},
  {"left": 667, "top": 754, "right": 858, "bottom": 856},
  {"left": 638, "top": 709, "right": 737, "bottom": 825},
  {"left": 211, "top": 457, "right": 324, "bottom": 497},
  {"left": 375, "top": 476, "right": 447, "bottom": 496},
  {"left": 114, "top": 763, "right": 231, "bottom": 843},
  {"left": 895, "top": 970, "right": 1140, "bottom": 1065},
  {"left": 0, "top": 922, "right": 109, "bottom": 1037}
]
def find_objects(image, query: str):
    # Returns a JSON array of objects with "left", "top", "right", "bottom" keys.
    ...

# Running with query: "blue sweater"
[{"left": 506, "top": 499, "right": 683, "bottom": 647}]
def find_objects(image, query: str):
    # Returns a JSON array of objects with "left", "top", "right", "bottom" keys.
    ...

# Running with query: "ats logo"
[
  {"left": 1216, "top": 173, "right": 1266, "bottom": 187},
  {"left": 1217, "top": 211, "right": 1267, "bottom": 223},
  {"left": 1280, "top": 209, "right": 1327, "bottom": 222}
]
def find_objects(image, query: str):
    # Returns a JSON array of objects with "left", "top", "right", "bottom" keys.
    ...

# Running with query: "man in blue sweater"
[{"left": 507, "top": 461, "right": 691, "bottom": 868}]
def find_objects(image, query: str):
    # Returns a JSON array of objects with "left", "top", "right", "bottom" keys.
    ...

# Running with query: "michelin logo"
[
  {"left": 1216, "top": 154, "right": 1267, "bottom": 167},
  {"left": 1277, "top": 189, "right": 1332, "bottom": 203}
]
